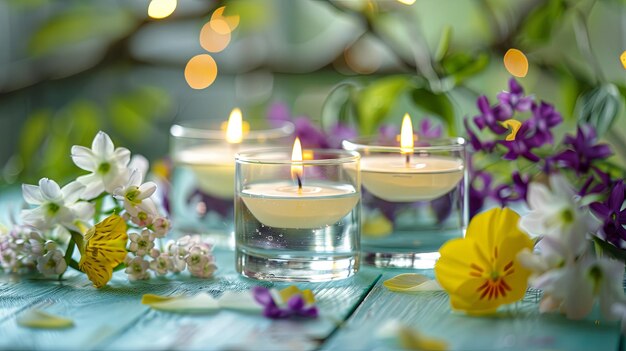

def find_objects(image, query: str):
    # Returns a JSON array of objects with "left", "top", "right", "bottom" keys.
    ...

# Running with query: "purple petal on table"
[
  {"left": 287, "top": 295, "right": 305, "bottom": 311},
  {"left": 252, "top": 286, "right": 275, "bottom": 306},
  {"left": 300, "top": 306, "right": 318, "bottom": 318}
]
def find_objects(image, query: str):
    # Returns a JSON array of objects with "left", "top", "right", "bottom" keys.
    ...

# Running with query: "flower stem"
[
  {"left": 94, "top": 196, "right": 103, "bottom": 223},
  {"left": 59, "top": 236, "right": 76, "bottom": 280}
]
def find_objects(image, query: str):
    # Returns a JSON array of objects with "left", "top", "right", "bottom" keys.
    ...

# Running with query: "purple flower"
[
  {"left": 463, "top": 118, "right": 495, "bottom": 153},
  {"left": 473, "top": 96, "right": 508, "bottom": 134},
  {"left": 579, "top": 169, "right": 613, "bottom": 196},
  {"left": 590, "top": 181, "right": 626, "bottom": 248},
  {"left": 500, "top": 120, "right": 542, "bottom": 162},
  {"left": 377, "top": 124, "right": 399, "bottom": 145},
  {"left": 252, "top": 286, "right": 318, "bottom": 319},
  {"left": 552, "top": 124, "right": 613, "bottom": 175},
  {"left": 326, "top": 123, "right": 358, "bottom": 149},
  {"left": 497, "top": 78, "right": 533, "bottom": 115},
  {"left": 528, "top": 101, "right": 562, "bottom": 145},
  {"left": 418, "top": 118, "right": 443, "bottom": 139},
  {"left": 267, "top": 102, "right": 357, "bottom": 149},
  {"left": 492, "top": 172, "right": 531, "bottom": 206},
  {"left": 469, "top": 171, "right": 492, "bottom": 218}
]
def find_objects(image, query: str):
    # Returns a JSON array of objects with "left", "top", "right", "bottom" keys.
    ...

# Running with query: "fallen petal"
[
  {"left": 17, "top": 309, "right": 73, "bottom": 329},
  {"left": 383, "top": 274, "right": 443, "bottom": 292}
]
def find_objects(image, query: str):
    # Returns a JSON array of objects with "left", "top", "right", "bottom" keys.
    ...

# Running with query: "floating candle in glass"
[
  {"left": 169, "top": 109, "right": 294, "bottom": 245},
  {"left": 343, "top": 113, "right": 467, "bottom": 269},
  {"left": 235, "top": 139, "right": 361, "bottom": 281}
]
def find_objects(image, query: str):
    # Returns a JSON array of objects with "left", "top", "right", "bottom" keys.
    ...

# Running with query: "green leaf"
[
  {"left": 355, "top": 76, "right": 409, "bottom": 135},
  {"left": 441, "top": 52, "right": 489, "bottom": 85},
  {"left": 519, "top": 0, "right": 566, "bottom": 45},
  {"left": 434, "top": 26, "right": 453, "bottom": 62},
  {"left": 593, "top": 236, "right": 626, "bottom": 263},
  {"left": 28, "top": 6, "right": 134, "bottom": 56},
  {"left": 575, "top": 84, "right": 621, "bottom": 137},
  {"left": 410, "top": 88, "right": 456, "bottom": 135},
  {"left": 321, "top": 82, "right": 357, "bottom": 130},
  {"left": 18, "top": 109, "right": 52, "bottom": 180},
  {"left": 109, "top": 87, "right": 172, "bottom": 141}
]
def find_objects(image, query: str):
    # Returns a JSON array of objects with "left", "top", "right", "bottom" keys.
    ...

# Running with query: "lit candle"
[
  {"left": 174, "top": 108, "right": 246, "bottom": 199},
  {"left": 240, "top": 138, "right": 359, "bottom": 229},
  {"left": 359, "top": 113, "right": 464, "bottom": 202}
]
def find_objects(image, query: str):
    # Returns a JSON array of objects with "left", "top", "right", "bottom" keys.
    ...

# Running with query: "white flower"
[
  {"left": 0, "top": 226, "right": 46, "bottom": 273},
  {"left": 113, "top": 168, "right": 158, "bottom": 217},
  {"left": 186, "top": 245, "right": 216, "bottom": 278},
  {"left": 151, "top": 217, "right": 170, "bottom": 238},
  {"left": 36, "top": 249, "right": 67, "bottom": 276},
  {"left": 128, "top": 230, "right": 155, "bottom": 257},
  {"left": 610, "top": 303, "right": 626, "bottom": 334},
  {"left": 21, "top": 178, "right": 94, "bottom": 232},
  {"left": 150, "top": 253, "right": 171, "bottom": 276},
  {"left": 519, "top": 174, "right": 598, "bottom": 256},
  {"left": 125, "top": 256, "right": 150, "bottom": 281},
  {"left": 71, "top": 131, "right": 131, "bottom": 199},
  {"left": 521, "top": 252, "right": 624, "bottom": 320}
]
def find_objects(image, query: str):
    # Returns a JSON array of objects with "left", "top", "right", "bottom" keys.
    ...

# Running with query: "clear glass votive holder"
[
  {"left": 169, "top": 121, "right": 294, "bottom": 247},
  {"left": 235, "top": 148, "right": 361, "bottom": 281},
  {"left": 343, "top": 137, "right": 467, "bottom": 269}
]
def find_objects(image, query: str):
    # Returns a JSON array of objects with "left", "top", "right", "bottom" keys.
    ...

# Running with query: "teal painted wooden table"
[{"left": 0, "top": 191, "right": 623, "bottom": 350}]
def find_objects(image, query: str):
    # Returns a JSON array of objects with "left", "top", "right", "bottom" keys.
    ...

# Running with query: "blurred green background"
[{"left": 0, "top": 0, "right": 624, "bottom": 187}]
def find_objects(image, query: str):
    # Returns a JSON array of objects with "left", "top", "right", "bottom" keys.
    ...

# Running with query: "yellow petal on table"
[
  {"left": 383, "top": 273, "right": 443, "bottom": 292},
  {"left": 398, "top": 326, "right": 448, "bottom": 351},
  {"left": 500, "top": 119, "right": 522, "bottom": 141},
  {"left": 17, "top": 309, "right": 73, "bottom": 329},
  {"left": 141, "top": 294, "right": 178, "bottom": 305},
  {"left": 277, "top": 285, "right": 316, "bottom": 305},
  {"left": 503, "top": 48, "right": 528, "bottom": 78},
  {"left": 146, "top": 293, "right": 219, "bottom": 313},
  {"left": 621, "top": 51, "right": 626, "bottom": 70}
]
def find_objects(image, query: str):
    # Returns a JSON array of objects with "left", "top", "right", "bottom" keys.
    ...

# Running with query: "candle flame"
[
  {"left": 291, "top": 137, "right": 303, "bottom": 189},
  {"left": 226, "top": 108, "right": 243, "bottom": 144},
  {"left": 400, "top": 113, "right": 414, "bottom": 154}
]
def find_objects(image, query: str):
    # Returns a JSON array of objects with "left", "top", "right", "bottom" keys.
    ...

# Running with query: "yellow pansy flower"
[
  {"left": 434, "top": 208, "right": 533, "bottom": 315},
  {"left": 78, "top": 214, "right": 128, "bottom": 288}
]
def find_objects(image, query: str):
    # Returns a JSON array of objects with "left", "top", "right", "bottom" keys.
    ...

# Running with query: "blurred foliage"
[{"left": 1, "top": 0, "right": 625, "bottom": 186}]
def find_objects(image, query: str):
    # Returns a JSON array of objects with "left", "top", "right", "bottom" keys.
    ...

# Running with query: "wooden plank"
[
  {"left": 0, "top": 247, "right": 379, "bottom": 351},
  {"left": 322, "top": 270, "right": 621, "bottom": 351}
]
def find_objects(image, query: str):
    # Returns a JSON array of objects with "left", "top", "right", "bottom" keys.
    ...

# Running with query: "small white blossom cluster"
[
  {"left": 0, "top": 131, "right": 216, "bottom": 282},
  {"left": 125, "top": 235, "right": 216, "bottom": 280},
  {"left": 517, "top": 174, "right": 626, "bottom": 327}
]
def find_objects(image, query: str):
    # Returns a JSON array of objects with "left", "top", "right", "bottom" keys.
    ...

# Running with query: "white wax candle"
[
  {"left": 359, "top": 155, "right": 463, "bottom": 202},
  {"left": 175, "top": 145, "right": 239, "bottom": 199},
  {"left": 241, "top": 181, "right": 359, "bottom": 229}
]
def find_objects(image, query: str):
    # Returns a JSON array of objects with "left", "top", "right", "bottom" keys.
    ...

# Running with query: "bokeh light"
[
  {"left": 184, "top": 54, "right": 218, "bottom": 89},
  {"left": 211, "top": 6, "right": 240, "bottom": 33},
  {"left": 397, "top": 0, "right": 416, "bottom": 5},
  {"left": 200, "top": 20, "right": 231, "bottom": 52},
  {"left": 148, "top": 0, "right": 177, "bottom": 19},
  {"left": 503, "top": 48, "right": 529, "bottom": 78}
]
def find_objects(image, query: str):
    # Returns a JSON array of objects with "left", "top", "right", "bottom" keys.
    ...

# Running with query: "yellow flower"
[
  {"left": 434, "top": 208, "right": 533, "bottom": 315},
  {"left": 79, "top": 214, "right": 128, "bottom": 288}
]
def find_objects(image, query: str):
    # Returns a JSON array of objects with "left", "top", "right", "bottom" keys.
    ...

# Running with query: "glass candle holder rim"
[
  {"left": 170, "top": 120, "right": 295, "bottom": 140},
  {"left": 235, "top": 148, "right": 360, "bottom": 165},
  {"left": 342, "top": 136, "right": 466, "bottom": 153}
]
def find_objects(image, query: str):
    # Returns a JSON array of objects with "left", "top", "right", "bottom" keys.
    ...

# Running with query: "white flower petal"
[
  {"left": 138, "top": 198, "right": 159, "bottom": 216},
  {"left": 61, "top": 181, "right": 85, "bottom": 204},
  {"left": 138, "top": 182, "right": 157, "bottom": 200},
  {"left": 549, "top": 174, "right": 574, "bottom": 199},
  {"left": 38, "top": 178, "right": 62, "bottom": 202},
  {"left": 129, "top": 154, "right": 149, "bottom": 176},
  {"left": 70, "top": 146, "right": 96, "bottom": 172},
  {"left": 21, "top": 207, "right": 48, "bottom": 229},
  {"left": 103, "top": 170, "right": 128, "bottom": 194},
  {"left": 527, "top": 182, "right": 553, "bottom": 211},
  {"left": 77, "top": 174, "right": 104, "bottom": 200},
  {"left": 113, "top": 147, "right": 131, "bottom": 167},
  {"left": 128, "top": 169, "right": 143, "bottom": 187},
  {"left": 70, "top": 202, "right": 95, "bottom": 222},
  {"left": 22, "top": 184, "right": 44, "bottom": 205},
  {"left": 518, "top": 211, "right": 546, "bottom": 237},
  {"left": 92, "top": 131, "right": 115, "bottom": 157}
]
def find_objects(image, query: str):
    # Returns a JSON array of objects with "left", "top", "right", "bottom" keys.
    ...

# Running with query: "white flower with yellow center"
[
  {"left": 71, "top": 131, "right": 131, "bottom": 200},
  {"left": 113, "top": 168, "right": 158, "bottom": 220},
  {"left": 21, "top": 178, "right": 94, "bottom": 232}
]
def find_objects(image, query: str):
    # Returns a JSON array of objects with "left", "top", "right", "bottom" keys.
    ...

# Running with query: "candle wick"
[
  {"left": 405, "top": 153, "right": 411, "bottom": 167},
  {"left": 297, "top": 174, "right": 302, "bottom": 191}
]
